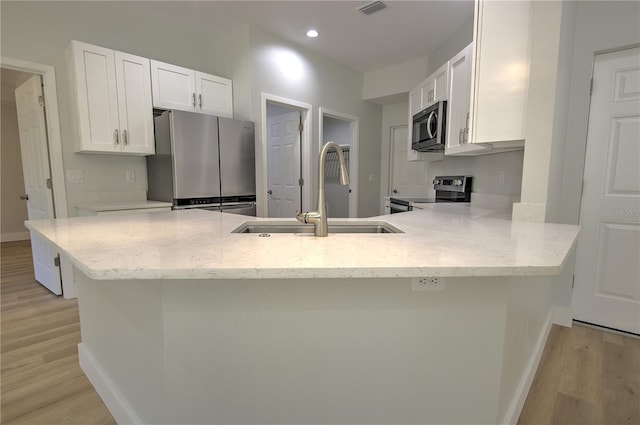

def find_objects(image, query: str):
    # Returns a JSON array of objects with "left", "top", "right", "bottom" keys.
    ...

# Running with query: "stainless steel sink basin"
[{"left": 231, "top": 220, "right": 403, "bottom": 234}]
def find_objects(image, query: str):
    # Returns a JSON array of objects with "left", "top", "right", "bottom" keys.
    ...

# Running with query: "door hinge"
[
  {"left": 38, "top": 95, "right": 45, "bottom": 107},
  {"left": 298, "top": 178, "right": 304, "bottom": 186},
  {"left": 298, "top": 123, "right": 303, "bottom": 133},
  {"left": 53, "top": 256, "right": 60, "bottom": 267},
  {"left": 46, "top": 178, "right": 52, "bottom": 189}
]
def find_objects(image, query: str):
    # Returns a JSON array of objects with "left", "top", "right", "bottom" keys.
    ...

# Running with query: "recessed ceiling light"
[{"left": 306, "top": 29, "right": 319, "bottom": 38}]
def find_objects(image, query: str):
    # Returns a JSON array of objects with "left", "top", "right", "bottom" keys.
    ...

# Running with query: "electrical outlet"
[
  {"left": 125, "top": 170, "right": 135, "bottom": 183},
  {"left": 412, "top": 276, "right": 446, "bottom": 291}
]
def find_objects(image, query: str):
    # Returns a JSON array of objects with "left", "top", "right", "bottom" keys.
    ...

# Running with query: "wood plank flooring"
[
  {"left": 1, "top": 240, "right": 115, "bottom": 425},
  {"left": 1, "top": 240, "right": 639, "bottom": 424}
]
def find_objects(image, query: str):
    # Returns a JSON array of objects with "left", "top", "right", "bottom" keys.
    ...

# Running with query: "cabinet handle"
[
  {"left": 198, "top": 94, "right": 202, "bottom": 109},
  {"left": 114, "top": 129, "right": 119, "bottom": 145},
  {"left": 466, "top": 112, "right": 470, "bottom": 129},
  {"left": 459, "top": 128, "right": 463, "bottom": 143},
  {"left": 122, "top": 129, "right": 128, "bottom": 145},
  {"left": 192, "top": 93, "right": 196, "bottom": 108}
]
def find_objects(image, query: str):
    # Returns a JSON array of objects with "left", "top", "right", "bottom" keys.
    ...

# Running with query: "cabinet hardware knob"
[
  {"left": 114, "top": 129, "right": 119, "bottom": 145},
  {"left": 199, "top": 94, "right": 202, "bottom": 108},
  {"left": 122, "top": 129, "right": 128, "bottom": 145},
  {"left": 192, "top": 93, "right": 196, "bottom": 108}
]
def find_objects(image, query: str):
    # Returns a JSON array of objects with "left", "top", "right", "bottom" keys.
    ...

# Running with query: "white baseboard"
[
  {"left": 552, "top": 305, "right": 574, "bottom": 328},
  {"left": 1, "top": 231, "right": 29, "bottom": 242},
  {"left": 78, "top": 343, "right": 143, "bottom": 425},
  {"left": 500, "top": 310, "right": 553, "bottom": 425}
]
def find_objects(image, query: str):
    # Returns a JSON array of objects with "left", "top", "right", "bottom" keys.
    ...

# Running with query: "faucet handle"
[{"left": 296, "top": 210, "right": 308, "bottom": 223}]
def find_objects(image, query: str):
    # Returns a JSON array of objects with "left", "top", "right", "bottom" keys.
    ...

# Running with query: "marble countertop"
[
  {"left": 25, "top": 205, "right": 580, "bottom": 280},
  {"left": 75, "top": 200, "right": 172, "bottom": 212}
]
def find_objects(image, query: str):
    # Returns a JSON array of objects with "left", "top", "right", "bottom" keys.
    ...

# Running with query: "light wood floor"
[{"left": 1, "top": 240, "right": 639, "bottom": 425}]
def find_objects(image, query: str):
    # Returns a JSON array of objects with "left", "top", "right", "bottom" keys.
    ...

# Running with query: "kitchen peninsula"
[{"left": 26, "top": 206, "right": 579, "bottom": 425}]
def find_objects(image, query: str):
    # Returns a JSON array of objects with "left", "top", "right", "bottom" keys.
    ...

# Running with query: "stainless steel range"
[{"left": 389, "top": 175, "right": 472, "bottom": 214}]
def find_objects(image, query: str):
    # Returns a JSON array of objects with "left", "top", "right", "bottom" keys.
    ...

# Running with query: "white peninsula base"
[{"left": 76, "top": 272, "right": 554, "bottom": 425}]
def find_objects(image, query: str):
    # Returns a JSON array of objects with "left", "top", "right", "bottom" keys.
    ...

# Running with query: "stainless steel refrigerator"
[{"left": 147, "top": 110, "right": 256, "bottom": 215}]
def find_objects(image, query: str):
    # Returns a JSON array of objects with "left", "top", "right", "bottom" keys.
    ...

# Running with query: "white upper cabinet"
[
  {"left": 67, "top": 41, "right": 154, "bottom": 155},
  {"left": 150, "top": 60, "right": 233, "bottom": 118},
  {"left": 469, "top": 0, "right": 531, "bottom": 146},
  {"left": 445, "top": 43, "right": 490, "bottom": 156},
  {"left": 409, "top": 62, "right": 449, "bottom": 115}
]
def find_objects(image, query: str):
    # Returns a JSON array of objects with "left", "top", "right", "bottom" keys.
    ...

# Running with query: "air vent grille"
[{"left": 357, "top": 1, "right": 388, "bottom": 16}]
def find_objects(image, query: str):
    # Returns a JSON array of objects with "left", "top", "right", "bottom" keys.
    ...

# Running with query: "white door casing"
[
  {"left": 572, "top": 47, "right": 640, "bottom": 334},
  {"left": 15, "top": 75, "right": 62, "bottom": 295},
  {"left": 390, "top": 126, "right": 427, "bottom": 198},
  {"left": 267, "top": 110, "right": 301, "bottom": 218}
]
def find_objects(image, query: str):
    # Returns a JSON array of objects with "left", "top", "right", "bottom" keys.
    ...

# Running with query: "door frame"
[
  {"left": 318, "top": 107, "right": 359, "bottom": 218},
  {"left": 260, "top": 93, "right": 312, "bottom": 217},
  {"left": 1, "top": 56, "right": 67, "bottom": 219}
]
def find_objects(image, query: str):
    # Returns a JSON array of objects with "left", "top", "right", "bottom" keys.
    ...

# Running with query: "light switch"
[{"left": 66, "top": 170, "right": 84, "bottom": 184}]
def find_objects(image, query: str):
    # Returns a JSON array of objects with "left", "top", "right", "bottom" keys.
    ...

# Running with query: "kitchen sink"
[{"left": 231, "top": 220, "right": 403, "bottom": 234}]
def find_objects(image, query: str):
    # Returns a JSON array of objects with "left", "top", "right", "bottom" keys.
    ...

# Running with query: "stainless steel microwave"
[{"left": 412, "top": 101, "right": 447, "bottom": 152}]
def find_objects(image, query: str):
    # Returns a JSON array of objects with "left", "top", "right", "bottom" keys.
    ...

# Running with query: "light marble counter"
[{"left": 26, "top": 204, "right": 579, "bottom": 280}]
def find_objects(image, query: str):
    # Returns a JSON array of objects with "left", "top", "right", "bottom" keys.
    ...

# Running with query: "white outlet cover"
[{"left": 66, "top": 170, "right": 84, "bottom": 184}]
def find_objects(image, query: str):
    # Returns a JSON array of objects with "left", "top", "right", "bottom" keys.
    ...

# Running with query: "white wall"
[
  {"left": 426, "top": 15, "right": 474, "bottom": 76},
  {"left": 363, "top": 57, "right": 428, "bottom": 104},
  {"left": 248, "top": 27, "right": 382, "bottom": 218},
  {"left": 1, "top": 103, "right": 29, "bottom": 241}
]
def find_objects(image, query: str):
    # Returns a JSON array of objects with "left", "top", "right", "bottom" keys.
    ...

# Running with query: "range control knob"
[
  {"left": 453, "top": 179, "right": 463, "bottom": 186},
  {"left": 432, "top": 179, "right": 441, "bottom": 185}
]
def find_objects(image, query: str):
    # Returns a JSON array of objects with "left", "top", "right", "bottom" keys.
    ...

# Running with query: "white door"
[
  {"left": 15, "top": 75, "right": 62, "bottom": 295},
  {"left": 267, "top": 110, "right": 301, "bottom": 218},
  {"left": 389, "top": 126, "right": 426, "bottom": 197},
  {"left": 196, "top": 71, "right": 233, "bottom": 118},
  {"left": 572, "top": 47, "right": 640, "bottom": 334}
]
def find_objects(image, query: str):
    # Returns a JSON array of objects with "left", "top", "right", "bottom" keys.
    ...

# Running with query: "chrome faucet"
[{"left": 296, "top": 141, "right": 350, "bottom": 236}]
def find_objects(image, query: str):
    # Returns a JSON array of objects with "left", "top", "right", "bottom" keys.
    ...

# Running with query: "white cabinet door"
[
  {"left": 431, "top": 63, "right": 449, "bottom": 105},
  {"left": 409, "top": 86, "right": 422, "bottom": 115},
  {"left": 196, "top": 72, "right": 233, "bottom": 118},
  {"left": 70, "top": 41, "right": 120, "bottom": 153},
  {"left": 115, "top": 52, "right": 155, "bottom": 155},
  {"left": 470, "top": 0, "right": 530, "bottom": 144},
  {"left": 445, "top": 43, "right": 490, "bottom": 156},
  {"left": 150, "top": 60, "right": 196, "bottom": 111}
]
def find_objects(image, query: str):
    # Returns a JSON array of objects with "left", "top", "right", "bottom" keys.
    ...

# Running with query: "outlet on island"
[{"left": 412, "top": 276, "right": 446, "bottom": 291}]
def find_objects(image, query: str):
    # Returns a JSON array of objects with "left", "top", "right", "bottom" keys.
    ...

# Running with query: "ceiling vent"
[{"left": 356, "top": 1, "right": 389, "bottom": 16}]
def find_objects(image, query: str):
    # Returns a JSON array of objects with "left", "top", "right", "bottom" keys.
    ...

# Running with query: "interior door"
[
  {"left": 572, "top": 47, "right": 640, "bottom": 334},
  {"left": 267, "top": 110, "right": 301, "bottom": 218},
  {"left": 14, "top": 75, "right": 61, "bottom": 295},
  {"left": 389, "top": 126, "right": 427, "bottom": 198}
]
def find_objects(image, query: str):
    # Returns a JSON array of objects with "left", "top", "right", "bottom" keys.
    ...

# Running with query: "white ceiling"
[{"left": 138, "top": 1, "right": 475, "bottom": 73}]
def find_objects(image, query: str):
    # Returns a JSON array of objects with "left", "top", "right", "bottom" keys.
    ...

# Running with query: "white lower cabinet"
[
  {"left": 150, "top": 60, "right": 233, "bottom": 118},
  {"left": 66, "top": 41, "right": 154, "bottom": 155}
]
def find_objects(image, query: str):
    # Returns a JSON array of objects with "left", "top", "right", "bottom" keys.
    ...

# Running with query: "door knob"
[
  {"left": 393, "top": 189, "right": 398, "bottom": 194},
  {"left": 267, "top": 190, "right": 272, "bottom": 195},
  {"left": 19, "top": 194, "right": 29, "bottom": 200}
]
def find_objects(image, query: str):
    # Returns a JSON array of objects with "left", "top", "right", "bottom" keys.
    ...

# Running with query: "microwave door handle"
[{"left": 426, "top": 111, "right": 436, "bottom": 139}]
